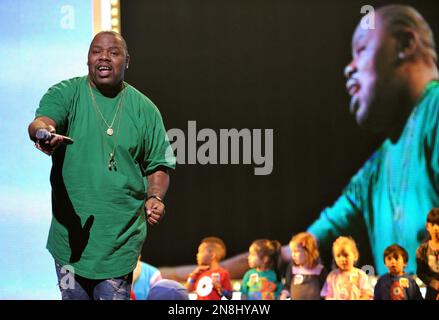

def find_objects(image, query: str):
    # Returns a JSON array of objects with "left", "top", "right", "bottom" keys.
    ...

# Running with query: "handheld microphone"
[{"left": 36, "top": 129, "right": 74, "bottom": 145}]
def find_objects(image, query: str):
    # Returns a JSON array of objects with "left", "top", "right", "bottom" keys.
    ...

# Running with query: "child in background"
[
  {"left": 321, "top": 236, "right": 373, "bottom": 300},
  {"left": 186, "top": 236, "right": 233, "bottom": 300},
  {"left": 374, "top": 244, "right": 422, "bottom": 300},
  {"left": 416, "top": 208, "right": 439, "bottom": 300},
  {"left": 280, "top": 232, "right": 327, "bottom": 300},
  {"left": 130, "top": 256, "right": 162, "bottom": 300},
  {"left": 240, "top": 239, "right": 283, "bottom": 300}
]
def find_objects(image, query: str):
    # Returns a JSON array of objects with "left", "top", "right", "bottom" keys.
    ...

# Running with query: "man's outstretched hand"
[{"left": 34, "top": 126, "right": 70, "bottom": 156}]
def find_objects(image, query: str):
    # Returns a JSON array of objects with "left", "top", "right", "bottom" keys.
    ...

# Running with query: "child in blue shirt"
[{"left": 374, "top": 244, "right": 422, "bottom": 300}]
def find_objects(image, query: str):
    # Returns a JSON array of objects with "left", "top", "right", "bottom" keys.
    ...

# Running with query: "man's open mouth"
[
  {"left": 346, "top": 78, "right": 360, "bottom": 96},
  {"left": 97, "top": 65, "right": 112, "bottom": 76}
]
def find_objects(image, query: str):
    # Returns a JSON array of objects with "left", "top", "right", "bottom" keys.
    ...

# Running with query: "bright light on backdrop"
[{"left": 0, "top": 0, "right": 118, "bottom": 299}]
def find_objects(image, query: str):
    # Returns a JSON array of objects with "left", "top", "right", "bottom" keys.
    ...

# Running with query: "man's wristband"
[{"left": 146, "top": 195, "right": 164, "bottom": 204}]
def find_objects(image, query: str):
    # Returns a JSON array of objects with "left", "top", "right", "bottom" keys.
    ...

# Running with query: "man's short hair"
[
  {"left": 377, "top": 5, "right": 437, "bottom": 64},
  {"left": 91, "top": 30, "right": 129, "bottom": 56},
  {"left": 383, "top": 244, "right": 409, "bottom": 263},
  {"left": 201, "top": 236, "right": 227, "bottom": 261}
]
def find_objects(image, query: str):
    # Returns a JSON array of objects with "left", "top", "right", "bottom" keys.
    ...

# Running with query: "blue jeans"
[{"left": 55, "top": 261, "right": 132, "bottom": 300}]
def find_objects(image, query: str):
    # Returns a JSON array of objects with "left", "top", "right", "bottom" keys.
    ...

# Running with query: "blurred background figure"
[
  {"left": 147, "top": 279, "right": 189, "bottom": 300},
  {"left": 131, "top": 256, "right": 162, "bottom": 300}
]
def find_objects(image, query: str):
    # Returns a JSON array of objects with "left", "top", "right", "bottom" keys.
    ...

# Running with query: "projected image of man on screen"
[{"left": 161, "top": 4, "right": 439, "bottom": 282}]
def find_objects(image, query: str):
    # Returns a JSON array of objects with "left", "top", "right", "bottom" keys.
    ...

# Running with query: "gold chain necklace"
[
  {"left": 88, "top": 81, "right": 124, "bottom": 136},
  {"left": 88, "top": 80, "right": 126, "bottom": 170}
]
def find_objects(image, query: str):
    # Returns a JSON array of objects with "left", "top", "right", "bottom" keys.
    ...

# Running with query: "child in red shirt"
[{"left": 186, "top": 237, "right": 233, "bottom": 300}]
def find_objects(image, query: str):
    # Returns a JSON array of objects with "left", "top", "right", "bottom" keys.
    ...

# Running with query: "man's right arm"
[
  {"left": 308, "top": 151, "right": 381, "bottom": 251},
  {"left": 307, "top": 193, "right": 362, "bottom": 249},
  {"left": 29, "top": 77, "right": 79, "bottom": 154},
  {"left": 160, "top": 252, "right": 252, "bottom": 282}
]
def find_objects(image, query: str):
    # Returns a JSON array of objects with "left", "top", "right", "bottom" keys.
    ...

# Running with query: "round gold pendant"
[{"left": 107, "top": 128, "right": 114, "bottom": 136}]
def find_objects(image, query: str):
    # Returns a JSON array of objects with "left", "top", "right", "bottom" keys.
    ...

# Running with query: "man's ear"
[
  {"left": 125, "top": 54, "right": 130, "bottom": 69},
  {"left": 395, "top": 28, "right": 418, "bottom": 61}
]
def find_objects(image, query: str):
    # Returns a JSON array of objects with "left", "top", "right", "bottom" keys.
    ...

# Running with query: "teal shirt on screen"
[{"left": 308, "top": 81, "right": 439, "bottom": 275}]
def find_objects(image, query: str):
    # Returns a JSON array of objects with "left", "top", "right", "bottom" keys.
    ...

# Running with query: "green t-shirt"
[
  {"left": 36, "top": 76, "right": 175, "bottom": 279},
  {"left": 309, "top": 81, "right": 439, "bottom": 275}
]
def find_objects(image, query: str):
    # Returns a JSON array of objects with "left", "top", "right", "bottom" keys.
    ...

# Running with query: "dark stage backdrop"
[{"left": 121, "top": 0, "right": 439, "bottom": 268}]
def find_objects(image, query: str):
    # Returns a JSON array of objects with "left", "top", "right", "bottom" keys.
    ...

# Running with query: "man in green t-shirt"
[
  {"left": 160, "top": 4, "right": 439, "bottom": 282},
  {"left": 28, "top": 31, "right": 175, "bottom": 300}
]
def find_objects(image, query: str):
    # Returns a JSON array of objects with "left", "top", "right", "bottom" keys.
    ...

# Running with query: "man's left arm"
[
  {"left": 145, "top": 168, "right": 170, "bottom": 225},
  {"left": 141, "top": 100, "right": 176, "bottom": 225}
]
